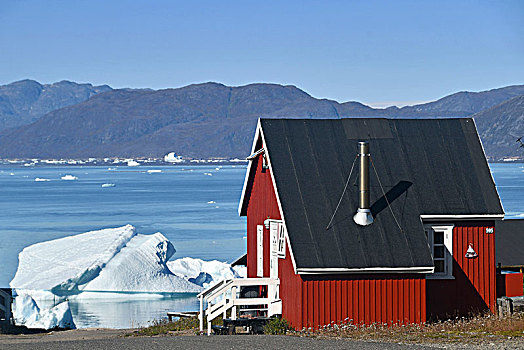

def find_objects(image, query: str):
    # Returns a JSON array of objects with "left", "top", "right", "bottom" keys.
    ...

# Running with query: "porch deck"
[{"left": 197, "top": 278, "right": 281, "bottom": 335}]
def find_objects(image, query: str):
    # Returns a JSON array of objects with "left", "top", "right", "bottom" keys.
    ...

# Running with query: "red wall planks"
[
  {"left": 426, "top": 222, "right": 496, "bottom": 319},
  {"left": 292, "top": 274, "right": 426, "bottom": 329}
]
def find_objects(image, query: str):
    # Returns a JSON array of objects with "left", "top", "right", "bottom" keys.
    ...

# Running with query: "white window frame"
[
  {"left": 277, "top": 223, "right": 286, "bottom": 259},
  {"left": 424, "top": 224, "right": 454, "bottom": 279},
  {"left": 257, "top": 225, "right": 264, "bottom": 277}
]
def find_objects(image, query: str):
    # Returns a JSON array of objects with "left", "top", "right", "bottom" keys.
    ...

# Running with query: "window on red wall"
[{"left": 424, "top": 224, "right": 454, "bottom": 279}]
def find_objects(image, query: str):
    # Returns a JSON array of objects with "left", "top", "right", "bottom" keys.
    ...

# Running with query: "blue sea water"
[
  {"left": 489, "top": 163, "right": 524, "bottom": 218},
  {"left": 0, "top": 162, "right": 522, "bottom": 328}
]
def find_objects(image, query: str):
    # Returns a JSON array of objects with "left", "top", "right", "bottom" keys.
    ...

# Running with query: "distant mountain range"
[
  {"left": 0, "top": 80, "right": 522, "bottom": 159},
  {"left": 0, "top": 79, "right": 112, "bottom": 130},
  {"left": 474, "top": 94, "right": 524, "bottom": 159}
]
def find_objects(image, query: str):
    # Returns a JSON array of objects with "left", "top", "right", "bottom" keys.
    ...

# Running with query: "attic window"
[
  {"left": 424, "top": 224, "right": 454, "bottom": 279},
  {"left": 262, "top": 155, "right": 269, "bottom": 171}
]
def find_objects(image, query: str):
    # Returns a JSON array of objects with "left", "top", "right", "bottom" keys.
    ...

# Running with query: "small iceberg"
[
  {"left": 203, "top": 172, "right": 212, "bottom": 176},
  {"left": 61, "top": 175, "right": 78, "bottom": 180},
  {"left": 12, "top": 292, "right": 75, "bottom": 330},
  {"left": 168, "top": 257, "right": 246, "bottom": 288},
  {"left": 164, "top": 152, "right": 185, "bottom": 163},
  {"left": 147, "top": 169, "right": 162, "bottom": 174},
  {"left": 35, "top": 178, "right": 50, "bottom": 182},
  {"left": 207, "top": 201, "right": 216, "bottom": 204},
  {"left": 101, "top": 183, "right": 116, "bottom": 188},
  {"left": 127, "top": 160, "right": 140, "bottom": 167}
]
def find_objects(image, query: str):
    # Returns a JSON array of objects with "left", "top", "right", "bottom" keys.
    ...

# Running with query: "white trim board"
[
  {"left": 238, "top": 119, "right": 263, "bottom": 216},
  {"left": 420, "top": 214, "right": 504, "bottom": 220},
  {"left": 296, "top": 266, "right": 434, "bottom": 274}
]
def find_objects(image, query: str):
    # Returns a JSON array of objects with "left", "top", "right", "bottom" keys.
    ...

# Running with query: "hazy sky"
[{"left": 1, "top": 0, "right": 522, "bottom": 107}]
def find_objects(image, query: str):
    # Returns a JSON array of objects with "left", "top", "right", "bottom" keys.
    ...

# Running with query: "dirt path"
[{"left": 1, "top": 328, "right": 523, "bottom": 349}]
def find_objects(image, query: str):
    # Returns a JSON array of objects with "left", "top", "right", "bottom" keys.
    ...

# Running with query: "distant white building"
[{"left": 164, "top": 152, "right": 185, "bottom": 163}]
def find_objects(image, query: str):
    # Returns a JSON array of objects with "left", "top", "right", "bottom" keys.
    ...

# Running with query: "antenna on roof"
[{"left": 353, "top": 141, "right": 374, "bottom": 226}]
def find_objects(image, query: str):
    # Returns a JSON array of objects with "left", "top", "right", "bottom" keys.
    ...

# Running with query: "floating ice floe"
[
  {"left": 61, "top": 175, "right": 78, "bottom": 180},
  {"left": 127, "top": 160, "right": 140, "bottom": 167},
  {"left": 34, "top": 178, "right": 50, "bottom": 182},
  {"left": 203, "top": 173, "right": 212, "bottom": 176},
  {"left": 101, "top": 183, "right": 116, "bottom": 188},
  {"left": 10, "top": 225, "right": 202, "bottom": 329},
  {"left": 147, "top": 169, "right": 162, "bottom": 173},
  {"left": 167, "top": 257, "right": 246, "bottom": 288},
  {"left": 207, "top": 201, "right": 216, "bottom": 204}
]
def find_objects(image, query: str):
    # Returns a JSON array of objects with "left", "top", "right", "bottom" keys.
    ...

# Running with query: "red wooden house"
[{"left": 234, "top": 117, "right": 504, "bottom": 329}]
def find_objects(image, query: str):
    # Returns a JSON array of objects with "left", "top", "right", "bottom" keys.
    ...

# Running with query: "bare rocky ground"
[{"left": 0, "top": 328, "right": 522, "bottom": 350}]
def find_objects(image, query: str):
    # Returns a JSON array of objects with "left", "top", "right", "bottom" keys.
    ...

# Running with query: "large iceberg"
[
  {"left": 168, "top": 257, "right": 246, "bottom": 288},
  {"left": 10, "top": 225, "right": 202, "bottom": 329}
]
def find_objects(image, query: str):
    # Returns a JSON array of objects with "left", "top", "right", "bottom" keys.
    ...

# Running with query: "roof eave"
[
  {"left": 296, "top": 266, "right": 435, "bottom": 275},
  {"left": 471, "top": 117, "right": 506, "bottom": 216},
  {"left": 420, "top": 214, "right": 504, "bottom": 221},
  {"left": 238, "top": 119, "right": 263, "bottom": 216}
]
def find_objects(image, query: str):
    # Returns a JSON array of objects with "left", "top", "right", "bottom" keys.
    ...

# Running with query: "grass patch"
[
  {"left": 128, "top": 315, "right": 226, "bottom": 336},
  {"left": 128, "top": 311, "right": 524, "bottom": 345},
  {"left": 292, "top": 312, "right": 524, "bottom": 345},
  {"left": 129, "top": 316, "right": 199, "bottom": 336}
]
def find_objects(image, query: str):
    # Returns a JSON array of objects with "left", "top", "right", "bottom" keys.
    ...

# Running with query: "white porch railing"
[{"left": 198, "top": 278, "right": 281, "bottom": 335}]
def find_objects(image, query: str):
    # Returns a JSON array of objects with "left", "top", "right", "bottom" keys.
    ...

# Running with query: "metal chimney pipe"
[{"left": 353, "top": 141, "right": 374, "bottom": 226}]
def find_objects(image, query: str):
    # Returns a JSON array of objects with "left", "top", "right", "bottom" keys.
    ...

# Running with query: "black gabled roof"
[
  {"left": 496, "top": 219, "right": 524, "bottom": 267},
  {"left": 257, "top": 118, "right": 503, "bottom": 270}
]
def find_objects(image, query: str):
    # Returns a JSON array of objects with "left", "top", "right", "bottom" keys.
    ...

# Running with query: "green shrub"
[{"left": 264, "top": 317, "right": 291, "bottom": 335}]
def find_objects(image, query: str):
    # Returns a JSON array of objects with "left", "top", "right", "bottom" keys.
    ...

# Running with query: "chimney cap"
[{"left": 354, "top": 208, "right": 374, "bottom": 226}]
